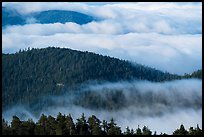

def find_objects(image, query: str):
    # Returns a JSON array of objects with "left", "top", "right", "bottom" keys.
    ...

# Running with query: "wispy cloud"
[{"left": 3, "top": 79, "right": 202, "bottom": 134}]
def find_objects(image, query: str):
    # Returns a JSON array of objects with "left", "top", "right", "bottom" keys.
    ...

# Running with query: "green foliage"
[
  {"left": 64, "top": 114, "right": 76, "bottom": 135},
  {"left": 2, "top": 114, "right": 202, "bottom": 135},
  {"left": 3, "top": 47, "right": 199, "bottom": 111},
  {"left": 173, "top": 124, "right": 188, "bottom": 135},
  {"left": 76, "top": 113, "right": 90, "bottom": 135},
  {"left": 136, "top": 125, "right": 142, "bottom": 135},
  {"left": 183, "top": 69, "right": 202, "bottom": 79},
  {"left": 10, "top": 116, "right": 22, "bottom": 135},
  {"left": 124, "top": 126, "right": 131, "bottom": 135},
  {"left": 107, "top": 118, "right": 121, "bottom": 135},
  {"left": 142, "top": 126, "right": 152, "bottom": 135},
  {"left": 74, "top": 89, "right": 126, "bottom": 110},
  {"left": 102, "top": 120, "right": 108, "bottom": 135},
  {"left": 2, "top": 119, "right": 11, "bottom": 135},
  {"left": 88, "top": 115, "right": 102, "bottom": 135}
]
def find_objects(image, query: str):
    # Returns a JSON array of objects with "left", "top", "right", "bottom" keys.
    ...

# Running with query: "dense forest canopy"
[
  {"left": 2, "top": 113, "right": 202, "bottom": 135},
  {"left": 2, "top": 47, "right": 202, "bottom": 110}
]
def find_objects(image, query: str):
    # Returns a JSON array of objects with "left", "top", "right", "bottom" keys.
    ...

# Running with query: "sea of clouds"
[{"left": 2, "top": 2, "right": 202, "bottom": 75}]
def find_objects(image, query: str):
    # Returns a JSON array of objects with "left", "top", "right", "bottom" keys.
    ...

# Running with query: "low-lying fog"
[{"left": 3, "top": 79, "right": 202, "bottom": 134}]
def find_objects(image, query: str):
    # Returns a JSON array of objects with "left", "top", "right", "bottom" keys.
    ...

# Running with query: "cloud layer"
[
  {"left": 3, "top": 31, "right": 202, "bottom": 75},
  {"left": 2, "top": 2, "right": 202, "bottom": 74}
]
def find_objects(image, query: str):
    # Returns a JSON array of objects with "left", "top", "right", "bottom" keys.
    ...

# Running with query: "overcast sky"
[{"left": 2, "top": 2, "right": 202, "bottom": 75}]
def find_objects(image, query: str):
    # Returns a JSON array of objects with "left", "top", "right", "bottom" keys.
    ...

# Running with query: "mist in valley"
[{"left": 3, "top": 79, "right": 202, "bottom": 134}]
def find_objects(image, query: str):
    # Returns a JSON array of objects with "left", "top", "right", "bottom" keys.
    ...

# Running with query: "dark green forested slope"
[{"left": 2, "top": 47, "right": 201, "bottom": 109}]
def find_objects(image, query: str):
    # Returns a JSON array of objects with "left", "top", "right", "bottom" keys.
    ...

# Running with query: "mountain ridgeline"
[
  {"left": 2, "top": 7, "right": 95, "bottom": 27},
  {"left": 31, "top": 10, "right": 95, "bottom": 25},
  {"left": 2, "top": 47, "right": 201, "bottom": 110},
  {"left": 2, "top": 7, "right": 25, "bottom": 27}
]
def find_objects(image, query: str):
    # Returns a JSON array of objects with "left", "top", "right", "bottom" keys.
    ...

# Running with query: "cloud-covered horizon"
[{"left": 2, "top": 2, "right": 202, "bottom": 75}]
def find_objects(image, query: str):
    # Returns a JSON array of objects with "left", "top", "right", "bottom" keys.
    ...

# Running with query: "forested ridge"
[
  {"left": 2, "top": 47, "right": 202, "bottom": 110},
  {"left": 2, "top": 7, "right": 95, "bottom": 27},
  {"left": 2, "top": 113, "right": 202, "bottom": 135},
  {"left": 31, "top": 10, "right": 95, "bottom": 25}
]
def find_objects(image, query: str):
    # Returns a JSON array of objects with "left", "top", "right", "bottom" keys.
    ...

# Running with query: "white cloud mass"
[
  {"left": 2, "top": 2, "right": 202, "bottom": 134},
  {"left": 2, "top": 2, "right": 202, "bottom": 74}
]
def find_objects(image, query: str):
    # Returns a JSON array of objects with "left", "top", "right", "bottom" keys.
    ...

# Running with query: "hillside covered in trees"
[
  {"left": 2, "top": 113, "right": 202, "bottom": 135},
  {"left": 2, "top": 47, "right": 202, "bottom": 110}
]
